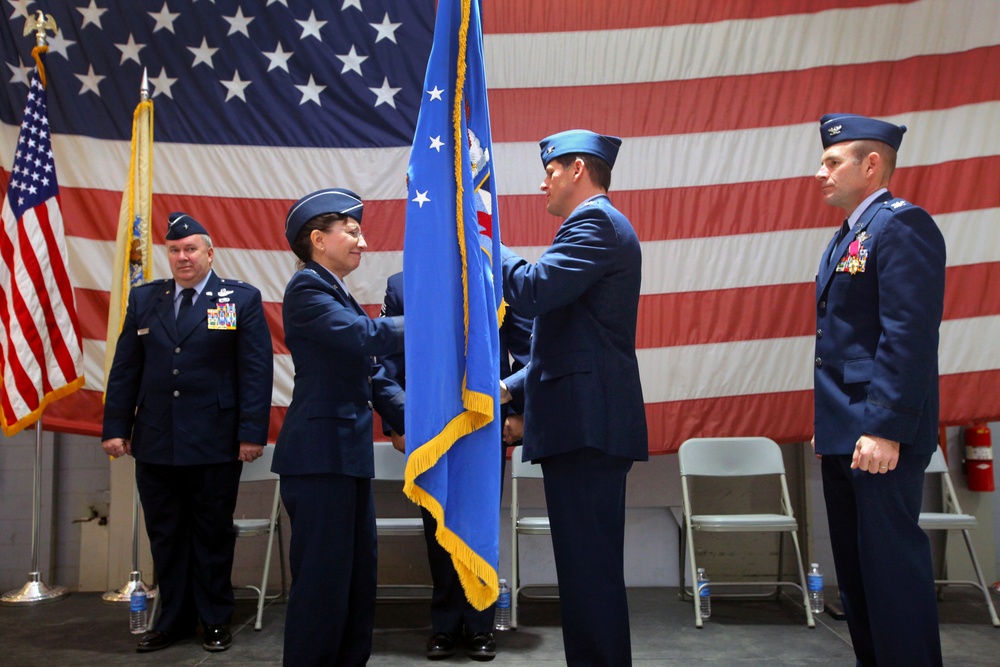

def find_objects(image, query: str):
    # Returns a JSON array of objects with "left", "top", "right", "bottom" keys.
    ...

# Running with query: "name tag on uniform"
[
  {"left": 207, "top": 303, "right": 237, "bottom": 330},
  {"left": 137, "top": 328, "right": 150, "bottom": 336}
]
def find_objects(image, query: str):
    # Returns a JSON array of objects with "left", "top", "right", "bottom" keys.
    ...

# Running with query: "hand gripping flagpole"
[
  {"left": 0, "top": 12, "right": 69, "bottom": 607},
  {"left": 102, "top": 69, "right": 155, "bottom": 607}
]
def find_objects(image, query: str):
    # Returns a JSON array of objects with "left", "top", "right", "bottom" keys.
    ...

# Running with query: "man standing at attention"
[
  {"left": 102, "top": 213, "right": 274, "bottom": 653},
  {"left": 813, "top": 114, "right": 945, "bottom": 667},
  {"left": 500, "top": 130, "right": 648, "bottom": 666}
]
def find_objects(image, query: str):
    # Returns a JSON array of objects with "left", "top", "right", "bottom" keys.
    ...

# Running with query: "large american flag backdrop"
[{"left": 1, "top": 0, "right": 998, "bottom": 453}]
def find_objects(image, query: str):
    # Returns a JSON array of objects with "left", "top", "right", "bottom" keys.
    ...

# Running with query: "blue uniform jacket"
[
  {"left": 501, "top": 194, "right": 649, "bottom": 462},
  {"left": 814, "top": 191, "right": 946, "bottom": 456},
  {"left": 102, "top": 271, "right": 274, "bottom": 465},
  {"left": 272, "top": 261, "right": 405, "bottom": 478}
]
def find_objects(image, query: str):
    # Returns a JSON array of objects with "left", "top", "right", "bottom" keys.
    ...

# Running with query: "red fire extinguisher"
[{"left": 964, "top": 423, "right": 995, "bottom": 492}]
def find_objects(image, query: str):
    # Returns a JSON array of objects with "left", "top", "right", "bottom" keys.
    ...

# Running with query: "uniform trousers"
[
  {"left": 540, "top": 447, "right": 633, "bottom": 667},
  {"left": 822, "top": 452, "right": 942, "bottom": 667},
  {"left": 135, "top": 459, "right": 242, "bottom": 637},
  {"left": 281, "top": 473, "right": 377, "bottom": 667},
  {"left": 420, "top": 447, "right": 507, "bottom": 638}
]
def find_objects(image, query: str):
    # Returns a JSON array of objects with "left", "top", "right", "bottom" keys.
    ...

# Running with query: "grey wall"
[{"left": 2, "top": 427, "right": 998, "bottom": 600}]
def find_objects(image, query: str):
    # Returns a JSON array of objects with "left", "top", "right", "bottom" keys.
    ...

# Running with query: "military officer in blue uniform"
[
  {"left": 500, "top": 130, "right": 648, "bottom": 667},
  {"left": 102, "top": 213, "right": 274, "bottom": 653},
  {"left": 379, "top": 270, "right": 531, "bottom": 661},
  {"left": 813, "top": 114, "right": 945, "bottom": 666},
  {"left": 273, "top": 188, "right": 405, "bottom": 667}
]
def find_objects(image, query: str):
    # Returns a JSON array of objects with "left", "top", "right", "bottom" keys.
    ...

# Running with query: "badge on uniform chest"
[
  {"left": 207, "top": 302, "right": 237, "bottom": 330},
  {"left": 835, "top": 231, "right": 871, "bottom": 275}
]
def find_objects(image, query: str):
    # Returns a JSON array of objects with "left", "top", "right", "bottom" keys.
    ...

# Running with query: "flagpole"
[
  {"left": 0, "top": 9, "right": 74, "bottom": 609},
  {"left": 1, "top": 417, "right": 68, "bottom": 605},
  {"left": 102, "top": 68, "right": 156, "bottom": 607}
]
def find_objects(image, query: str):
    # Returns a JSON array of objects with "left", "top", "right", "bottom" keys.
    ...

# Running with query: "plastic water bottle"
[
  {"left": 808, "top": 563, "right": 825, "bottom": 614},
  {"left": 129, "top": 588, "right": 148, "bottom": 634},
  {"left": 494, "top": 579, "right": 511, "bottom": 631},
  {"left": 697, "top": 568, "right": 711, "bottom": 620}
]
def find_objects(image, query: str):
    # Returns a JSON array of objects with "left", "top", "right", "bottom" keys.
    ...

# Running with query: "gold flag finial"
[{"left": 23, "top": 11, "right": 59, "bottom": 47}]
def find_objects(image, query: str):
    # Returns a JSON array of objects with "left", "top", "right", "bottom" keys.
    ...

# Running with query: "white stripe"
[
  {"left": 82, "top": 313, "right": 1000, "bottom": 407},
  {"left": 637, "top": 314, "right": 1000, "bottom": 404},
  {"left": 484, "top": 0, "right": 1000, "bottom": 88},
  {"left": 4, "top": 102, "right": 999, "bottom": 201},
  {"left": 495, "top": 103, "right": 1000, "bottom": 196},
  {"left": 65, "top": 207, "right": 1000, "bottom": 304}
]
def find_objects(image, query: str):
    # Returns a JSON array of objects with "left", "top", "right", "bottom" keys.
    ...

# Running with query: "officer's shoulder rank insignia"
[{"left": 890, "top": 200, "right": 908, "bottom": 209}]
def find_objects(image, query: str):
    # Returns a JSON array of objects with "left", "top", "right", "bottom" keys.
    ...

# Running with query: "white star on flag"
[
  {"left": 297, "top": 10, "right": 327, "bottom": 41},
  {"left": 370, "top": 77, "right": 400, "bottom": 108},
  {"left": 295, "top": 74, "right": 326, "bottom": 105},
  {"left": 221, "top": 71, "right": 252, "bottom": 102},
  {"left": 75, "top": 65, "right": 105, "bottom": 96},
  {"left": 188, "top": 38, "right": 219, "bottom": 68},
  {"left": 336, "top": 45, "right": 368, "bottom": 76},
  {"left": 263, "top": 44, "right": 294, "bottom": 73},
  {"left": 77, "top": 0, "right": 108, "bottom": 29},
  {"left": 370, "top": 13, "right": 401, "bottom": 44},
  {"left": 115, "top": 34, "right": 146, "bottom": 66},
  {"left": 148, "top": 3, "right": 180, "bottom": 34},
  {"left": 224, "top": 8, "right": 255, "bottom": 38}
]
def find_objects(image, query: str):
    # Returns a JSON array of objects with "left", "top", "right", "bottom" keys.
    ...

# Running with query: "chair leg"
[
  {"left": 789, "top": 530, "right": 815, "bottom": 628},
  {"left": 685, "top": 522, "right": 702, "bottom": 628},
  {"left": 959, "top": 529, "right": 1000, "bottom": 628},
  {"left": 511, "top": 528, "right": 519, "bottom": 630},
  {"left": 277, "top": 519, "right": 287, "bottom": 601}
]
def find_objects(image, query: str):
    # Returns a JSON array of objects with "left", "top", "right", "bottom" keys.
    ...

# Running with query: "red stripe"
[
  {"left": 52, "top": 156, "right": 1000, "bottom": 252},
  {"left": 482, "top": 0, "right": 911, "bottom": 33},
  {"left": 36, "top": 200, "right": 83, "bottom": 378},
  {"left": 45, "top": 387, "right": 291, "bottom": 445},
  {"left": 0, "top": 219, "right": 48, "bottom": 410},
  {"left": 944, "top": 263, "right": 1000, "bottom": 321},
  {"left": 47, "top": 371, "right": 1000, "bottom": 456},
  {"left": 940, "top": 370, "right": 1000, "bottom": 428},
  {"left": 17, "top": 207, "right": 76, "bottom": 389},
  {"left": 489, "top": 47, "right": 1000, "bottom": 141}
]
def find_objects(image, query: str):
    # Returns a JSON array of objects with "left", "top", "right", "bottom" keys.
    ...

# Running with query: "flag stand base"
[
  {"left": 102, "top": 570, "right": 156, "bottom": 605},
  {"left": 1, "top": 572, "right": 68, "bottom": 606}
]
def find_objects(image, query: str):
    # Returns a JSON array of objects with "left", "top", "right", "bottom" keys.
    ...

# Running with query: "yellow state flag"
[{"left": 103, "top": 83, "right": 153, "bottom": 389}]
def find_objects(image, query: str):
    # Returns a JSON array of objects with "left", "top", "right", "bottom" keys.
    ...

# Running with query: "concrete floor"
[{"left": 0, "top": 587, "right": 997, "bottom": 666}]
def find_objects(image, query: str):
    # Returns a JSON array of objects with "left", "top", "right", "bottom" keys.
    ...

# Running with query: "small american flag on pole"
[{"left": 0, "top": 51, "right": 84, "bottom": 436}]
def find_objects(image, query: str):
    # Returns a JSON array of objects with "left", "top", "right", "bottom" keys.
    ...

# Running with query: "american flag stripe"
[
  {"left": 3, "top": 0, "right": 998, "bottom": 451},
  {"left": 1, "top": 66, "right": 84, "bottom": 434}
]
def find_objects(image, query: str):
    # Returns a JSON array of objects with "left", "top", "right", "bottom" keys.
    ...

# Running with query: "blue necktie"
[{"left": 177, "top": 287, "right": 195, "bottom": 321}]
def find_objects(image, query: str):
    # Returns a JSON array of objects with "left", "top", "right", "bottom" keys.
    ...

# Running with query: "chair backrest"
[
  {"left": 240, "top": 444, "right": 278, "bottom": 482},
  {"left": 374, "top": 441, "right": 407, "bottom": 481},
  {"left": 511, "top": 445, "right": 543, "bottom": 479},
  {"left": 678, "top": 437, "right": 785, "bottom": 477}
]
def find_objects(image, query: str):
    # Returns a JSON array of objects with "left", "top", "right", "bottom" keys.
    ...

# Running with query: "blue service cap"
[
  {"left": 819, "top": 114, "right": 906, "bottom": 151},
  {"left": 284, "top": 188, "right": 364, "bottom": 249},
  {"left": 165, "top": 212, "right": 209, "bottom": 240},
  {"left": 539, "top": 129, "right": 622, "bottom": 168}
]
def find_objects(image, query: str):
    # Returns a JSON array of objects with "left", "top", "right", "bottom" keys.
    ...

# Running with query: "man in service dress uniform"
[
  {"left": 102, "top": 213, "right": 273, "bottom": 654},
  {"left": 813, "top": 114, "right": 945, "bottom": 667},
  {"left": 500, "top": 130, "right": 648, "bottom": 667}
]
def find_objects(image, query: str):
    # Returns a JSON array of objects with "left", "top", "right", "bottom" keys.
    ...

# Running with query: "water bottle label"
[
  {"left": 130, "top": 594, "right": 146, "bottom": 612},
  {"left": 808, "top": 574, "right": 823, "bottom": 592},
  {"left": 498, "top": 591, "right": 510, "bottom": 607},
  {"left": 699, "top": 586, "right": 710, "bottom": 597}
]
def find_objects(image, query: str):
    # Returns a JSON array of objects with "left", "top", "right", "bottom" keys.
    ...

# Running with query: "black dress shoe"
[
  {"left": 466, "top": 633, "right": 496, "bottom": 661},
  {"left": 136, "top": 630, "right": 173, "bottom": 653},
  {"left": 202, "top": 625, "right": 232, "bottom": 652},
  {"left": 426, "top": 632, "right": 456, "bottom": 659}
]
